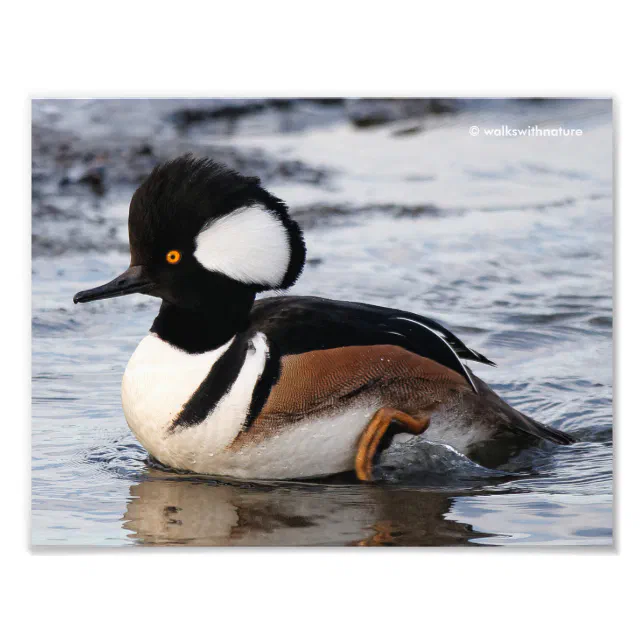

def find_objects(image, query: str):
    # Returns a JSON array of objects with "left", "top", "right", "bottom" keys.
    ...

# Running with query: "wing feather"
[{"left": 250, "top": 296, "right": 493, "bottom": 394}]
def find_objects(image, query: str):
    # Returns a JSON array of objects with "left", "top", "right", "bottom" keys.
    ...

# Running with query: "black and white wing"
[{"left": 249, "top": 296, "right": 495, "bottom": 394}]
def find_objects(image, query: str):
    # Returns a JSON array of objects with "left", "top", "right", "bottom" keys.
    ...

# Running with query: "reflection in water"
[{"left": 123, "top": 471, "right": 485, "bottom": 546}]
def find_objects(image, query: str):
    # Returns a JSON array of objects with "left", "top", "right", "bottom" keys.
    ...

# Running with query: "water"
[{"left": 31, "top": 98, "right": 613, "bottom": 546}]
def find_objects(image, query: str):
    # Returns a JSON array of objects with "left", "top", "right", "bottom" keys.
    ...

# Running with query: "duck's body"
[
  {"left": 122, "top": 294, "right": 572, "bottom": 479},
  {"left": 75, "top": 156, "right": 574, "bottom": 481}
]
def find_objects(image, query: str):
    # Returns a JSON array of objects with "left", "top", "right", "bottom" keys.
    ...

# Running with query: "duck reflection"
[{"left": 122, "top": 469, "right": 487, "bottom": 546}]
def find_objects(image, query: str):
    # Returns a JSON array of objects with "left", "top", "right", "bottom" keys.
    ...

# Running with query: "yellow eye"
[{"left": 166, "top": 250, "right": 182, "bottom": 264}]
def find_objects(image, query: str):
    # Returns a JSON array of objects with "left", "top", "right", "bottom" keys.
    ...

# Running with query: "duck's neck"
[{"left": 150, "top": 293, "right": 256, "bottom": 354}]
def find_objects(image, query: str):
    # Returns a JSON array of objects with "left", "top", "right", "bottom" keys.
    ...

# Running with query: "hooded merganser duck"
[{"left": 73, "top": 155, "right": 575, "bottom": 481}]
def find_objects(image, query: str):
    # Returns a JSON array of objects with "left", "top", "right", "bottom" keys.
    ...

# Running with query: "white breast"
[{"left": 122, "top": 332, "right": 269, "bottom": 472}]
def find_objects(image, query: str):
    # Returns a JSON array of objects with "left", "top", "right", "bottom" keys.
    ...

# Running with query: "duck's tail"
[
  {"left": 473, "top": 375, "right": 576, "bottom": 446},
  {"left": 506, "top": 410, "right": 577, "bottom": 445}
]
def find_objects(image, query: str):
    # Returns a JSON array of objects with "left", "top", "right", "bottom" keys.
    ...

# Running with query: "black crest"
[{"left": 128, "top": 155, "right": 306, "bottom": 290}]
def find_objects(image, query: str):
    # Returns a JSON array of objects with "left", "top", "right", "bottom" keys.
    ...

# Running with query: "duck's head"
[{"left": 73, "top": 155, "right": 306, "bottom": 310}]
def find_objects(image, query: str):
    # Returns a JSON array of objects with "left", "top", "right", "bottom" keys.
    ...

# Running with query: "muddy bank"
[
  {"left": 32, "top": 99, "right": 370, "bottom": 256},
  {"left": 31, "top": 98, "right": 481, "bottom": 256}
]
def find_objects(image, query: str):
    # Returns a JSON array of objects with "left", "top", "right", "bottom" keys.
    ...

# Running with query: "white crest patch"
[{"left": 194, "top": 206, "right": 291, "bottom": 286}]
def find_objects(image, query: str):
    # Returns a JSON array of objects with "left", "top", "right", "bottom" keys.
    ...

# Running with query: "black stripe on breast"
[
  {"left": 243, "top": 342, "right": 282, "bottom": 431},
  {"left": 168, "top": 335, "right": 248, "bottom": 434}
]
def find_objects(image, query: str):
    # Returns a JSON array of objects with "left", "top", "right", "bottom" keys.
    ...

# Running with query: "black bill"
[{"left": 73, "top": 265, "right": 154, "bottom": 304}]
